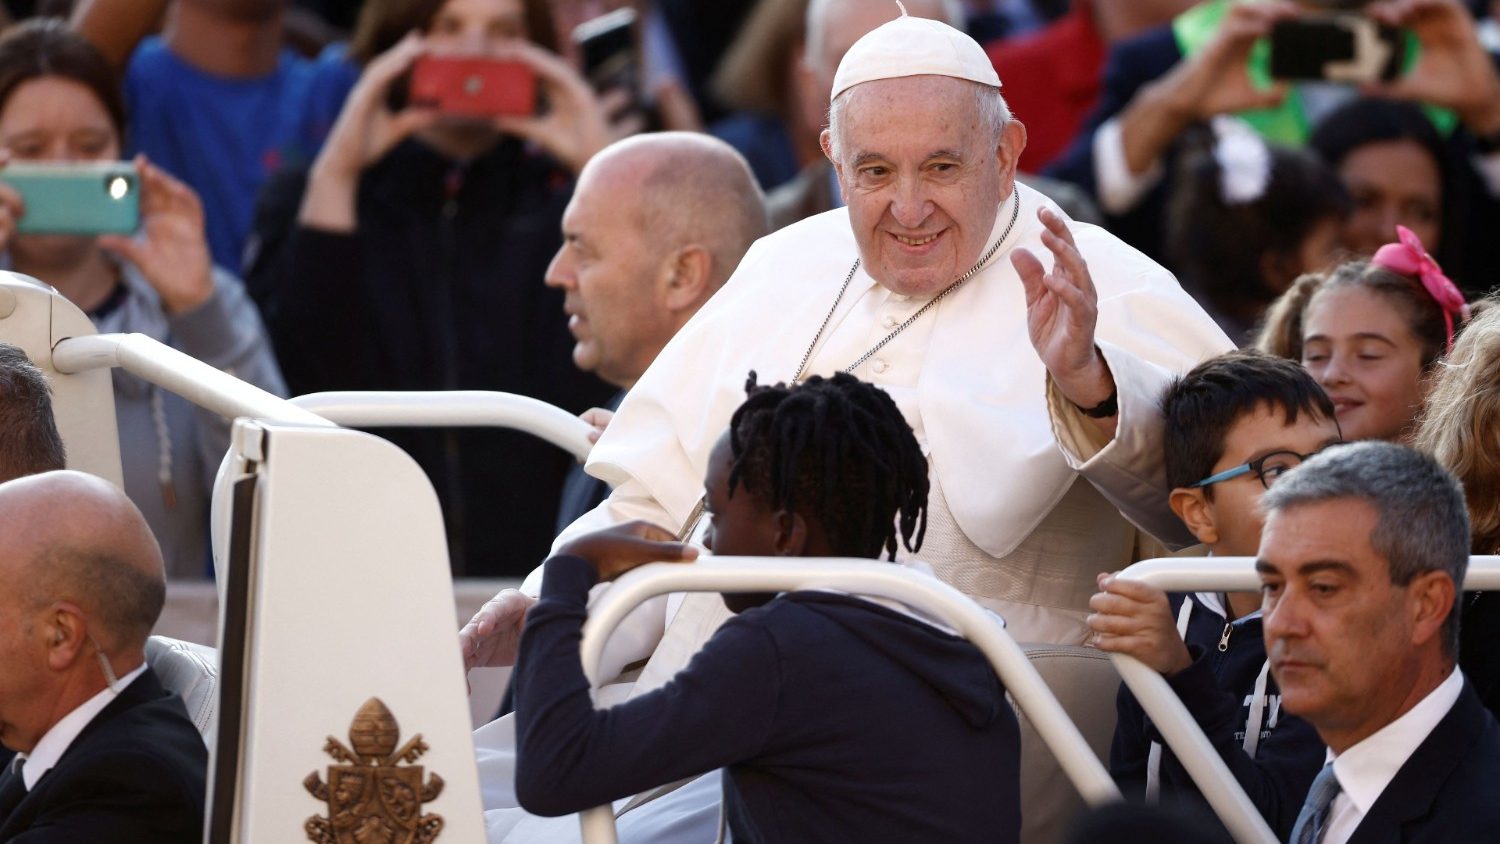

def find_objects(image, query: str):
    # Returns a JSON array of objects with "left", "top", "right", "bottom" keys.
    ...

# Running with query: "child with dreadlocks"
[{"left": 510, "top": 372, "right": 1021, "bottom": 843}]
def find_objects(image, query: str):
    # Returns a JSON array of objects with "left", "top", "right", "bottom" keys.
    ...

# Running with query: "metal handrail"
[
  {"left": 573, "top": 558, "right": 1122, "bottom": 844},
  {"left": 292, "top": 391, "right": 594, "bottom": 460},
  {"left": 52, "top": 333, "right": 331, "bottom": 428},
  {"left": 1110, "top": 555, "right": 1500, "bottom": 844},
  {"left": 49, "top": 339, "right": 593, "bottom": 457}
]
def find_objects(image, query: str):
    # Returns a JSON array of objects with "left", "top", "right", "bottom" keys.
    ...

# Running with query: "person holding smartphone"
[
  {"left": 244, "top": 0, "right": 620, "bottom": 578},
  {"left": 1047, "top": 0, "right": 1500, "bottom": 281},
  {"left": 0, "top": 19, "right": 286, "bottom": 580}
]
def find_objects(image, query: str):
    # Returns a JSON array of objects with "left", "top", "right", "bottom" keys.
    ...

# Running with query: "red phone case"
[{"left": 409, "top": 56, "right": 536, "bottom": 117}]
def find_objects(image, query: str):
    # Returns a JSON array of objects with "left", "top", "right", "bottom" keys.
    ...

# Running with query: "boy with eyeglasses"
[{"left": 1088, "top": 350, "right": 1341, "bottom": 839}]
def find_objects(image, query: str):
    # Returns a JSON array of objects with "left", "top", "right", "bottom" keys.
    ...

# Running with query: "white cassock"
[{"left": 478, "top": 182, "right": 1232, "bottom": 842}]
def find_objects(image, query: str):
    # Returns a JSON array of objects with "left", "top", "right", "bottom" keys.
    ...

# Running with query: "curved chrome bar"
[
  {"left": 53, "top": 333, "right": 331, "bottom": 427},
  {"left": 292, "top": 390, "right": 594, "bottom": 460},
  {"left": 574, "top": 558, "right": 1123, "bottom": 843},
  {"left": 1110, "top": 555, "right": 1500, "bottom": 844}
]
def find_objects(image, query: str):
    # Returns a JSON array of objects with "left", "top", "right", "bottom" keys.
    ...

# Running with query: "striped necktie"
[{"left": 1290, "top": 761, "right": 1342, "bottom": 844}]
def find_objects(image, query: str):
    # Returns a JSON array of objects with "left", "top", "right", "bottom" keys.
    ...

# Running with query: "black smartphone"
[
  {"left": 573, "top": 8, "right": 640, "bottom": 104},
  {"left": 1269, "top": 14, "right": 1405, "bottom": 84}
]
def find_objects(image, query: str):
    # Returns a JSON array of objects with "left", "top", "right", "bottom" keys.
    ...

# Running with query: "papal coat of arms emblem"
[{"left": 304, "top": 697, "right": 445, "bottom": 844}]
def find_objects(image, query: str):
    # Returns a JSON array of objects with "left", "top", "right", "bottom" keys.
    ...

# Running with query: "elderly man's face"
[
  {"left": 822, "top": 75, "right": 1021, "bottom": 297},
  {"left": 1257, "top": 497, "right": 1443, "bottom": 750}
]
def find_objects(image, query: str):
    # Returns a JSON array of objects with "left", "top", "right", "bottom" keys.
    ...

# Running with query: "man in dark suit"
[
  {"left": 0, "top": 471, "right": 206, "bottom": 842},
  {"left": 1256, "top": 442, "right": 1500, "bottom": 843}
]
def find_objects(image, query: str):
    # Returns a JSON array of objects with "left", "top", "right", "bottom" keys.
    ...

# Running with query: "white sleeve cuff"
[
  {"left": 1474, "top": 149, "right": 1500, "bottom": 199},
  {"left": 1094, "top": 117, "right": 1165, "bottom": 215}
]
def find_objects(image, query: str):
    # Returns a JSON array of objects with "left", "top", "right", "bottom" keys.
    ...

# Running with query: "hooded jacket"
[
  {"left": 513, "top": 555, "right": 1021, "bottom": 843},
  {"left": 92, "top": 262, "right": 286, "bottom": 579}
]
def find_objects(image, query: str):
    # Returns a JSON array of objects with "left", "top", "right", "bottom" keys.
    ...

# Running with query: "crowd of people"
[{"left": 1, "top": 0, "right": 1500, "bottom": 842}]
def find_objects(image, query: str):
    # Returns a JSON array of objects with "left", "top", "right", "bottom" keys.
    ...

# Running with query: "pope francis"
[{"left": 469, "top": 8, "right": 1232, "bottom": 842}]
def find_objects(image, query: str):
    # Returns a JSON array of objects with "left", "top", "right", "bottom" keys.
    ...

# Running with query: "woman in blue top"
[{"left": 0, "top": 20, "right": 284, "bottom": 579}]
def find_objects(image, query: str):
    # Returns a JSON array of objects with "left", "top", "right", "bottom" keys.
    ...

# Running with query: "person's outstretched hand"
[
  {"left": 556, "top": 519, "right": 699, "bottom": 582},
  {"left": 491, "top": 41, "right": 611, "bottom": 176},
  {"left": 1012, "top": 207, "right": 1116, "bottom": 430},
  {"left": 0, "top": 152, "right": 26, "bottom": 259},
  {"left": 1088, "top": 572, "right": 1194, "bottom": 677},
  {"left": 460, "top": 588, "right": 535, "bottom": 672},
  {"left": 1159, "top": 1, "right": 1296, "bottom": 121},
  {"left": 317, "top": 32, "right": 441, "bottom": 182},
  {"left": 1365, "top": 0, "right": 1500, "bottom": 138},
  {"left": 580, "top": 406, "right": 615, "bottom": 445},
  {"left": 458, "top": 521, "right": 696, "bottom": 674},
  {"left": 99, "top": 154, "right": 213, "bottom": 315}
]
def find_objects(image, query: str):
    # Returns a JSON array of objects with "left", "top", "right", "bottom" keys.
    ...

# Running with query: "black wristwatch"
[{"left": 1076, "top": 387, "right": 1119, "bottom": 419}]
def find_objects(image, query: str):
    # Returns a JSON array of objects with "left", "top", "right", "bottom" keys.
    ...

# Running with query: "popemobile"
[{"left": 4, "top": 273, "right": 1496, "bottom": 844}]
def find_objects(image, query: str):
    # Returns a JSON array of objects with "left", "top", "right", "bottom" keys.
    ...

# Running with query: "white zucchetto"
[{"left": 829, "top": 2, "right": 1002, "bottom": 102}]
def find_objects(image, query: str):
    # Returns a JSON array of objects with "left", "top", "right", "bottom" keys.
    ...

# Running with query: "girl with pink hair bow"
[{"left": 1257, "top": 226, "right": 1471, "bottom": 443}]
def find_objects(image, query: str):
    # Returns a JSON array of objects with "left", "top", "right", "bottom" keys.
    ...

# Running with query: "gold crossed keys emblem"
[{"left": 304, "top": 697, "right": 445, "bottom": 844}]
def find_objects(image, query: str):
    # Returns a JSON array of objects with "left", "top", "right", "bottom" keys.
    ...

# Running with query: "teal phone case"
[{"left": 1, "top": 162, "right": 140, "bottom": 235}]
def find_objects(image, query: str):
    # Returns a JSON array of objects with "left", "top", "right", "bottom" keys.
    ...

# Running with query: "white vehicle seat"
[
  {"left": 145, "top": 635, "right": 219, "bottom": 746},
  {"left": 1012, "top": 643, "right": 1120, "bottom": 844}
]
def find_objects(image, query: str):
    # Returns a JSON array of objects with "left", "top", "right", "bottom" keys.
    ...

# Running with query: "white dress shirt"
[
  {"left": 1092, "top": 118, "right": 1164, "bottom": 216},
  {"left": 19, "top": 662, "right": 147, "bottom": 790},
  {"left": 1320, "top": 668, "right": 1465, "bottom": 844}
]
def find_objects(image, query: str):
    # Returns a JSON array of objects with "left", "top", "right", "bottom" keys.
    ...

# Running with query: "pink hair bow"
[{"left": 1371, "top": 225, "right": 1470, "bottom": 354}]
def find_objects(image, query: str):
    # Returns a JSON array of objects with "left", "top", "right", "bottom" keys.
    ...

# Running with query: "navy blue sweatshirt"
[
  {"left": 513, "top": 555, "right": 1021, "bottom": 843},
  {"left": 1110, "top": 593, "right": 1325, "bottom": 840}
]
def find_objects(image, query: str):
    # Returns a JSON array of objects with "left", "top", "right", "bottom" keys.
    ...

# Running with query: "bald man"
[
  {"left": 546, "top": 132, "right": 768, "bottom": 529},
  {"left": 0, "top": 471, "right": 206, "bottom": 842}
]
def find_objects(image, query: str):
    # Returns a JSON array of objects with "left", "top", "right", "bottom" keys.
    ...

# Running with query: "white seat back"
[
  {"left": 0, "top": 275, "right": 123, "bottom": 485},
  {"left": 1013, "top": 644, "right": 1119, "bottom": 844},
  {"left": 145, "top": 635, "right": 219, "bottom": 746},
  {"left": 209, "top": 419, "right": 485, "bottom": 844}
]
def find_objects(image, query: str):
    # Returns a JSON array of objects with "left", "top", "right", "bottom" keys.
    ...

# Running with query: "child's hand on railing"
[
  {"left": 1087, "top": 571, "right": 1194, "bottom": 677},
  {"left": 556, "top": 519, "right": 698, "bottom": 582}
]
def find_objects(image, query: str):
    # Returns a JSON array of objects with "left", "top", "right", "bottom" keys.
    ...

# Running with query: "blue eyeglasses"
[{"left": 1190, "top": 450, "right": 1317, "bottom": 491}]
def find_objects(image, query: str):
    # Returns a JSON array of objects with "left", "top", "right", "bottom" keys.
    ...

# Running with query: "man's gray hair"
[
  {"left": 827, "top": 80, "right": 1011, "bottom": 163},
  {"left": 1263, "top": 441, "right": 1471, "bottom": 656},
  {"left": 0, "top": 342, "right": 66, "bottom": 482}
]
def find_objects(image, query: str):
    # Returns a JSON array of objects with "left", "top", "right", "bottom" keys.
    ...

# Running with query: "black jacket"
[
  {"left": 1460, "top": 592, "right": 1500, "bottom": 720},
  {"left": 0, "top": 668, "right": 206, "bottom": 842},
  {"left": 513, "top": 555, "right": 1022, "bottom": 843},
  {"left": 246, "top": 138, "right": 615, "bottom": 576},
  {"left": 1111, "top": 593, "right": 1324, "bottom": 840},
  {"left": 1346, "top": 679, "right": 1500, "bottom": 842}
]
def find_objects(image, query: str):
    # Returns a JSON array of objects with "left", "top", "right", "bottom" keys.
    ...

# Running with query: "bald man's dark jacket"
[{"left": 0, "top": 667, "right": 206, "bottom": 842}]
